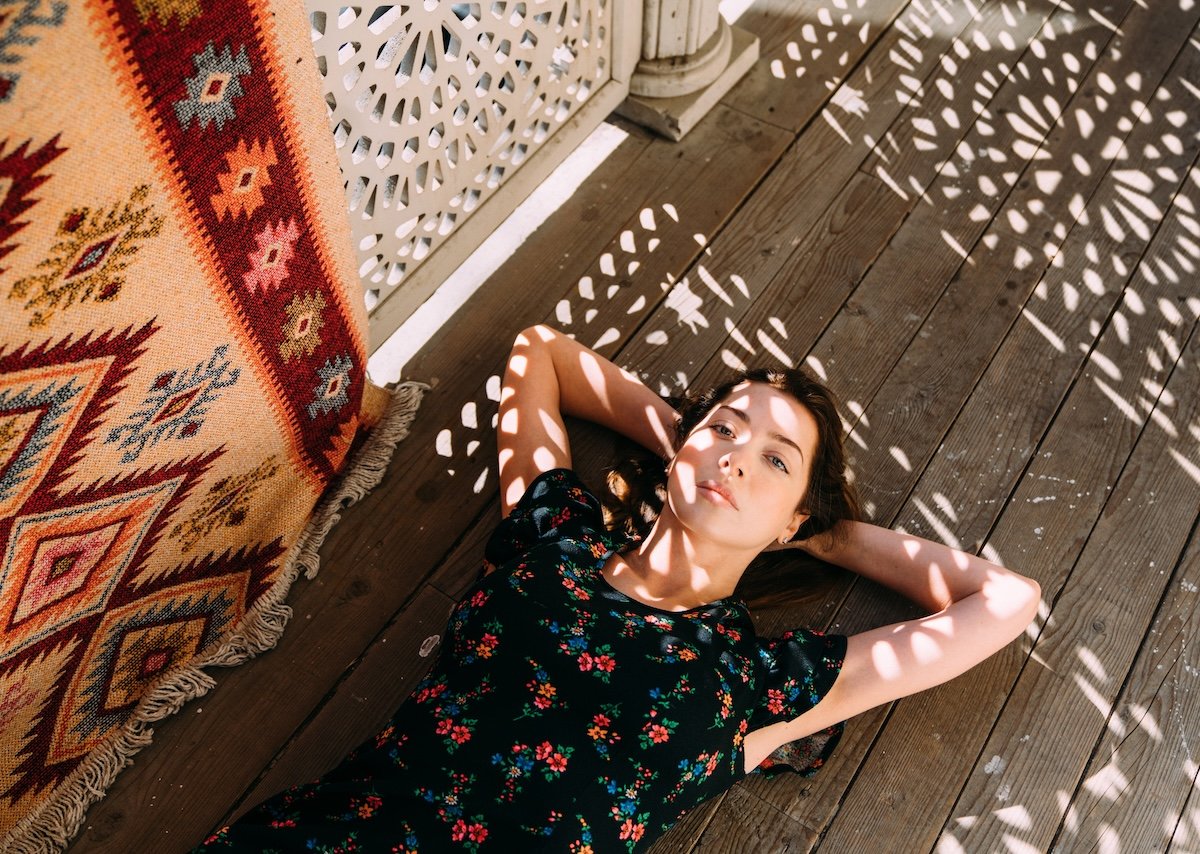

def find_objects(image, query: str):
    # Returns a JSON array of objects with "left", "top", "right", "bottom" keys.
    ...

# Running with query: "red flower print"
[
  {"left": 451, "top": 819, "right": 468, "bottom": 841},
  {"left": 619, "top": 819, "right": 645, "bottom": 841},
  {"left": 468, "top": 823, "right": 488, "bottom": 843},
  {"left": 648, "top": 724, "right": 670, "bottom": 744},
  {"left": 469, "top": 590, "right": 488, "bottom": 607},
  {"left": 594, "top": 654, "right": 615, "bottom": 672},
  {"left": 435, "top": 718, "right": 453, "bottom": 735},
  {"left": 548, "top": 752, "right": 569, "bottom": 772},
  {"left": 536, "top": 741, "right": 554, "bottom": 760},
  {"left": 594, "top": 713, "right": 611, "bottom": 726},
  {"left": 578, "top": 652, "right": 594, "bottom": 671},
  {"left": 767, "top": 688, "right": 785, "bottom": 715},
  {"left": 451, "top": 725, "right": 472, "bottom": 744}
]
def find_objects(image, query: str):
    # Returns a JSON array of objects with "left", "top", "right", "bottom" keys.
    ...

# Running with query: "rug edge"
[{"left": 0, "top": 382, "right": 429, "bottom": 854}]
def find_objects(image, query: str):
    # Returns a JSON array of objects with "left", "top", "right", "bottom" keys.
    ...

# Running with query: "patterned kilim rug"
[{"left": 0, "top": 0, "right": 425, "bottom": 850}]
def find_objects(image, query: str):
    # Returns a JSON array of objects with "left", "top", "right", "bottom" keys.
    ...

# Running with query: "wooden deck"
[{"left": 70, "top": 0, "right": 1200, "bottom": 851}]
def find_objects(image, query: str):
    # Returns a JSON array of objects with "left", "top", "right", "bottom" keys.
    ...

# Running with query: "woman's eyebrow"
[{"left": 716, "top": 405, "right": 805, "bottom": 463}]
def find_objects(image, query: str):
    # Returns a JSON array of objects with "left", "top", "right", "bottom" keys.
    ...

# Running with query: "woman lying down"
[{"left": 197, "top": 325, "right": 1040, "bottom": 852}]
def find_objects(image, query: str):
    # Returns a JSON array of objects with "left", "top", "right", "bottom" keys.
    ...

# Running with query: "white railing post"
[{"left": 617, "top": 0, "right": 758, "bottom": 139}]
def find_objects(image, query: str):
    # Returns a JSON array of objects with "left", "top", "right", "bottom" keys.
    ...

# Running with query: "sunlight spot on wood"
[
  {"left": 1128, "top": 702, "right": 1163, "bottom": 741},
  {"left": 626, "top": 295, "right": 646, "bottom": 314},
  {"left": 913, "top": 497, "right": 962, "bottom": 549},
  {"left": 699, "top": 265, "right": 733, "bottom": 306},
  {"left": 720, "top": 349, "right": 748, "bottom": 372},
  {"left": 723, "top": 318, "right": 754, "bottom": 353},
  {"left": 932, "top": 492, "right": 957, "bottom": 523},
  {"left": 1076, "top": 646, "right": 1107, "bottom": 681},
  {"left": 644, "top": 329, "right": 668, "bottom": 346},
  {"left": 466, "top": 440, "right": 479, "bottom": 456},
  {"left": 599, "top": 252, "right": 616, "bottom": 276},
  {"left": 585, "top": 308, "right": 598, "bottom": 323},
  {"left": 556, "top": 299, "right": 572, "bottom": 324},
  {"left": 1021, "top": 308, "right": 1065, "bottom": 352},
  {"left": 662, "top": 203, "right": 678, "bottom": 222},
  {"left": 606, "top": 284, "right": 620, "bottom": 299},
  {"left": 1061, "top": 282, "right": 1079, "bottom": 312},
  {"left": 461, "top": 401, "right": 477, "bottom": 429},
  {"left": 1093, "top": 377, "right": 1141, "bottom": 425},
  {"left": 619, "top": 229, "right": 635, "bottom": 254},
  {"left": 1072, "top": 672, "right": 1114, "bottom": 719},
  {"left": 994, "top": 805, "right": 1031, "bottom": 831},
  {"left": 938, "top": 830, "right": 968, "bottom": 854},
  {"left": 845, "top": 399, "right": 867, "bottom": 426},
  {"left": 1158, "top": 328, "right": 1180, "bottom": 360},
  {"left": 693, "top": 232, "right": 707, "bottom": 246},
  {"left": 485, "top": 374, "right": 501, "bottom": 401},
  {"left": 436, "top": 429, "right": 452, "bottom": 456},
  {"left": 592, "top": 327, "right": 619, "bottom": 350},
  {"left": 1083, "top": 345, "right": 1122, "bottom": 381},
  {"left": 756, "top": 329, "right": 793, "bottom": 367},
  {"left": 578, "top": 275, "right": 594, "bottom": 299},
  {"left": 472, "top": 466, "right": 489, "bottom": 493},
  {"left": 638, "top": 207, "right": 656, "bottom": 231},
  {"left": 1169, "top": 449, "right": 1200, "bottom": 486},
  {"left": 805, "top": 354, "right": 827, "bottom": 381},
  {"left": 941, "top": 229, "right": 970, "bottom": 259}
]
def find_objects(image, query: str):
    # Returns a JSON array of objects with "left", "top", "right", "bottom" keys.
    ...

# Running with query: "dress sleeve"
[
  {"left": 750, "top": 627, "right": 847, "bottom": 777},
  {"left": 483, "top": 468, "right": 609, "bottom": 568}
]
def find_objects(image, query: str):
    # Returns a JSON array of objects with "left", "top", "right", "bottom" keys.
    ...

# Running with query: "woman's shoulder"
[{"left": 485, "top": 468, "right": 612, "bottom": 566}]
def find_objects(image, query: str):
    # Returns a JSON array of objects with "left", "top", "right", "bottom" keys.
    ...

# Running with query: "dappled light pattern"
[{"left": 420, "top": 0, "right": 1200, "bottom": 849}]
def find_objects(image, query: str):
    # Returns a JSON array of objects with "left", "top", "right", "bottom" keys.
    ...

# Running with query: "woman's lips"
[{"left": 697, "top": 481, "right": 738, "bottom": 510}]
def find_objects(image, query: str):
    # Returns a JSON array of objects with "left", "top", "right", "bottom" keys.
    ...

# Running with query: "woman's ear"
[{"left": 779, "top": 511, "right": 809, "bottom": 544}]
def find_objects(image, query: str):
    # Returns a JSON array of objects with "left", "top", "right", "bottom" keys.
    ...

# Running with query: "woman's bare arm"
[
  {"left": 497, "top": 325, "right": 678, "bottom": 516},
  {"left": 743, "top": 524, "right": 1041, "bottom": 769}
]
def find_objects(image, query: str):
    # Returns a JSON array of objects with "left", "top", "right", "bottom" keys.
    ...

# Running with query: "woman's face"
[{"left": 667, "top": 381, "right": 819, "bottom": 551}]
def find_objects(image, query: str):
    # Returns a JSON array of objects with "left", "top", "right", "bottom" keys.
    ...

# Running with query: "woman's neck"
[{"left": 603, "top": 507, "right": 757, "bottom": 611}]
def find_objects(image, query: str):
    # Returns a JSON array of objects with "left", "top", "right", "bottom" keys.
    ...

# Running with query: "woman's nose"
[{"left": 720, "top": 451, "right": 744, "bottom": 477}]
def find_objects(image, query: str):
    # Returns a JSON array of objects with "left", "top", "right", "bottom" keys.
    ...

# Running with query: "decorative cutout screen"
[{"left": 309, "top": 2, "right": 613, "bottom": 314}]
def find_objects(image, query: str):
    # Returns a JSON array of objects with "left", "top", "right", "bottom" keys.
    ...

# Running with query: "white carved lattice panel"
[{"left": 309, "top": 1, "right": 613, "bottom": 312}]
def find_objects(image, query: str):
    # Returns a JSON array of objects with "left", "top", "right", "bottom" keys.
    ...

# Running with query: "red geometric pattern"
[
  {"left": 101, "top": 0, "right": 365, "bottom": 484},
  {"left": 1, "top": 0, "right": 371, "bottom": 844},
  {"left": 0, "top": 135, "right": 67, "bottom": 275}
]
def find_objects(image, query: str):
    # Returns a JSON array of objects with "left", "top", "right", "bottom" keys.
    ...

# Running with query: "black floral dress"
[{"left": 198, "top": 469, "right": 846, "bottom": 853}]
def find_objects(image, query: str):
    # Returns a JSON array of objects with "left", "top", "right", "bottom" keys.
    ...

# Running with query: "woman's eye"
[
  {"left": 711, "top": 423, "right": 734, "bottom": 437},
  {"left": 768, "top": 455, "right": 789, "bottom": 473}
]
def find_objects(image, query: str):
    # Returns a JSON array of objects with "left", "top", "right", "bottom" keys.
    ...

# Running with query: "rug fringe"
[{"left": 1, "top": 382, "right": 428, "bottom": 854}]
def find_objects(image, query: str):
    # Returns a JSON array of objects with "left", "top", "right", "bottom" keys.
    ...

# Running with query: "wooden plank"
[
  {"left": 807, "top": 20, "right": 1200, "bottom": 844},
  {"left": 937, "top": 317, "right": 1200, "bottom": 852},
  {"left": 623, "top": 0, "right": 989, "bottom": 385},
  {"left": 722, "top": 0, "right": 914, "bottom": 132},
  {"left": 68, "top": 107, "right": 791, "bottom": 854},
  {"left": 627, "top": 0, "right": 1070, "bottom": 405},
  {"left": 1055, "top": 527, "right": 1200, "bottom": 853}
]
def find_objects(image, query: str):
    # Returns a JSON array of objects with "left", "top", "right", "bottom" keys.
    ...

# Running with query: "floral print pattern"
[{"left": 195, "top": 469, "right": 845, "bottom": 852}]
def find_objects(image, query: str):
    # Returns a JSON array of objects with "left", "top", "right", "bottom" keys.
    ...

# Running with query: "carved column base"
[{"left": 617, "top": 24, "right": 759, "bottom": 141}]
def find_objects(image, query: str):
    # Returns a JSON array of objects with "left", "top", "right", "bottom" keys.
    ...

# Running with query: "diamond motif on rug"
[
  {"left": 0, "top": 477, "right": 184, "bottom": 663},
  {"left": 0, "top": 134, "right": 67, "bottom": 274},
  {"left": 104, "top": 344, "right": 241, "bottom": 464},
  {"left": 47, "top": 572, "right": 249, "bottom": 764},
  {"left": 0, "top": 333, "right": 141, "bottom": 517},
  {"left": 8, "top": 184, "right": 164, "bottom": 327}
]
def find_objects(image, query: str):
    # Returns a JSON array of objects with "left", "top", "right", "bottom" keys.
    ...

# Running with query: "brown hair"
[{"left": 602, "top": 368, "right": 860, "bottom": 609}]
